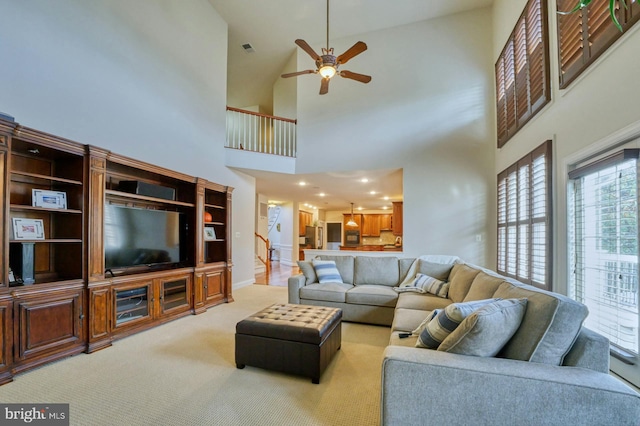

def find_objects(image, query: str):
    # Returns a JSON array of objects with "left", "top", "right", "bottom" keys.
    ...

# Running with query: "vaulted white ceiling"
[{"left": 207, "top": 0, "right": 493, "bottom": 212}]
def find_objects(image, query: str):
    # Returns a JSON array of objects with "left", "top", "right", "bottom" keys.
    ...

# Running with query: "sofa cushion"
[
  {"left": 399, "top": 258, "right": 416, "bottom": 282},
  {"left": 312, "top": 259, "right": 343, "bottom": 283},
  {"left": 438, "top": 298, "right": 527, "bottom": 357},
  {"left": 319, "top": 255, "right": 355, "bottom": 284},
  {"left": 463, "top": 271, "right": 506, "bottom": 302},
  {"left": 299, "top": 282, "right": 354, "bottom": 303},
  {"left": 395, "top": 292, "right": 452, "bottom": 311},
  {"left": 416, "top": 298, "right": 500, "bottom": 349},
  {"left": 296, "top": 260, "right": 318, "bottom": 285},
  {"left": 354, "top": 256, "right": 399, "bottom": 286},
  {"left": 495, "top": 281, "right": 589, "bottom": 365},
  {"left": 391, "top": 308, "right": 436, "bottom": 333},
  {"left": 395, "top": 273, "right": 449, "bottom": 297},
  {"left": 345, "top": 285, "right": 398, "bottom": 307},
  {"left": 418, "top": 260, "right": 455, "bottom": 281},
  {"left": 448, "top": 264, "right": 482, "bottom": 302}
]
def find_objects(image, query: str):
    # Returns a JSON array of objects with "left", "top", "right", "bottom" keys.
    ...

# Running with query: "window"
[
  {"left": 557, "top": 0, "right": 640, "bottom": 88},
  {"left": 495, "top": 0, "right": 551, "bottom": 148},
  {"left": 568, "top": 149, "right": 639, "bottom": 357},
  {"left": 497, "top": 140, "right": 552, "bottom": 290}
]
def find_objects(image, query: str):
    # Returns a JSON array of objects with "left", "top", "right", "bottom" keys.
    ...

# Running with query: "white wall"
[
  {"left": 492, "top": 0, "right": 640, "bottom": 293},
  {"left": 0, "top": 0, "right": 256, "bottom": 288},
  {"left": 294, "top": 8, "right": 496, "bottom": 265}
]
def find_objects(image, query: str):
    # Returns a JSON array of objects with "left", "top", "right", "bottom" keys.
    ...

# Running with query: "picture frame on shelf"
[
  {"left": 32, "top": 189, "right": 67, "bottom": 209},
  {"left": 204, "top": 226, "right": 217, "bottom": 241},
  {"left": 12, "top": 218, "right": 45, "bottom": 240}
]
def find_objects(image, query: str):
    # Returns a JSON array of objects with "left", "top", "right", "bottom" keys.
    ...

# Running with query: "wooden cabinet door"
[
  {"left": 14, "top": 289, "right": 84, "bottom": 365},
  {"left": 0, "top": 297, "right": 12, "bottom": 384},
  {"left": 362, "top": 215, "right": 381, "bottom": 237},
  {"left": 392, "top": 202, "right": 403, "bottom": 236},
  {"left": 299, "top": 211, "right": 312, "bottom": 236},
  {"left": 380, "top": 214, "right": 392, "bottom": 231},
  {"left": 203, "top": 265, "right": 225, "bottom": 307}
]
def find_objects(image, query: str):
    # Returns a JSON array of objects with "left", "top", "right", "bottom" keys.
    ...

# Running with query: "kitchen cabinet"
[
  {"left": 392, "top": 202, "right": 403, "bottom": 236},
  {"left": 380, "top": 214, "right": 392, "bottom": 231},
  {"left": 361, "top": 214, "right": 381, "bottom": 237},
  {"left": 299, "top": 211, "right": 313, "bottom": 236}
]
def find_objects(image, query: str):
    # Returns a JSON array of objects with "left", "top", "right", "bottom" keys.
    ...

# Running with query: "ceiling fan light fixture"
[{"left": 319, "top": 65, "right": 336, "bottom": 79}]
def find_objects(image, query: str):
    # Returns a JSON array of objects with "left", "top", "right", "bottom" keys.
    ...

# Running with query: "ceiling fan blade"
[
  {"left": 336, "top": 41, "right": 367, "bottom": 65},
  {"left": 281, "top": 70, "right": 315, "bottom": 78},
  {"left": 340, "top": 70, "right": 372, "bottom": 84},
  {"left": 295, "top": 39, "right": 321, "bottom": 62},
  {"left": 319, "top": 77, "right": 330, "bottom": 95}
]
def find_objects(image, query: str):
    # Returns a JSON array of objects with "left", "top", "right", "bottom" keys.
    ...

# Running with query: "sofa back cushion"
[
  {"left": 399, "top": 258, "right": 416, "bottom": 282},
  {"left": 354, "top": 256, "right": 399, "bottom": 286},
  {"left": 495, "top": 281, "right": 589, "bottom": 365},
  {"left": 463, "top": 272, "right": 506, "bottom": 302},
  {"left": 318, "top": 255, "right": 355, "bottom": 284},
  {"left": 418, "top": 260, "right": 455, "bottom": 281},
  {"left": 447, "top": 264, "right": 481, "bottom": 302}
]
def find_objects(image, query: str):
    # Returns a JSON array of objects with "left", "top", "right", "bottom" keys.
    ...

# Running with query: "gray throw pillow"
[
  {"left": 418, "top": 260, "right": 455, "bottom": 281},
  {"left": 437, "top": 298, "right": 528, "bottom": 357},
  {"left": 297, "top": 260, "right": 317, "bottom": 284}
]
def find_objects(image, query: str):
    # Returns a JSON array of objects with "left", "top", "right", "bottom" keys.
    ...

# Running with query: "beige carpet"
[{"left": 0, "top": 285, "right": 390, "bottom": 425}]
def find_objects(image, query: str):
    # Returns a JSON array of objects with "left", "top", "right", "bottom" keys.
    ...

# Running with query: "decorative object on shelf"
[
  {"left": 204, "top": 211, "right": 213, "bottom": 223},
  {"left": 346, "top": 202, "right": 358, "bottom": 227},
  {"left": 12, "top": 218, "right": 45, "bottom": 240},
  {"left": 204, "top": 227, "right": 217, "bottom": 241},
  {"left": 32, "top": 189, "right": 67, "bottom": 209},
  {"left": 281, "top": 0, "right": 371, "bottom": 95},
  {"left": 559, "top": 0, "right": 627, "bottom": 31}
]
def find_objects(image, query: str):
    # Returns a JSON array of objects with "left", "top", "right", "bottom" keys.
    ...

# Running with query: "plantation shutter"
[
  {"left": 497, "top": 140, "right": 552, "bottom": 290},
  {"left": 569, "top": 149, "right": 639, "bottom": 355},
  {"left": 558, "top": 0, "right": 640, "bottom": 88},
  {"left": 495, "top": 0, "right": 550, "bottom": 148}
]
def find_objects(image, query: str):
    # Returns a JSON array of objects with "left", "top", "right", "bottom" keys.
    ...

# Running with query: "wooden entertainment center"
[{"left": 0, "top": 118, "right": 233, "bottom": 384}]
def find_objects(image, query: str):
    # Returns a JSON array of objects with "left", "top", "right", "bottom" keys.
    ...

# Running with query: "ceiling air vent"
[{"left": 242, "top": 43, "right": 255, "bottom": 53}]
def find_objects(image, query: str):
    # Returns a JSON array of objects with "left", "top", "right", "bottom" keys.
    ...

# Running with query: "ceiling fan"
[{"left": 280, "top": 0, "right": 371, "bottom": 95}]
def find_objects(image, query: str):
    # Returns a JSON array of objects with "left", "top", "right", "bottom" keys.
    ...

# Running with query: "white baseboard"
[{"left": 233, "top": 278, "right": 255, "bottom": 290}]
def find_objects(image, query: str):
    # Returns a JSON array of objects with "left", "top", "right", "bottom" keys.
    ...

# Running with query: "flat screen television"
[{"left": 104, "top": 204, "right": 187, "bottom": 271}]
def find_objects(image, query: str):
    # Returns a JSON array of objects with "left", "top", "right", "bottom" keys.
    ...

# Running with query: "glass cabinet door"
[
  {"left": 161, "top": 278, "right": 188, "bottom": 313},
  {"left": 115, "top": 285, "right": 150, "bottom": 325}
]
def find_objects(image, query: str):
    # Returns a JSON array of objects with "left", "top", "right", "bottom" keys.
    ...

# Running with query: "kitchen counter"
[{"left": 304, "top": 248, "right": 404, "bottom": 258}]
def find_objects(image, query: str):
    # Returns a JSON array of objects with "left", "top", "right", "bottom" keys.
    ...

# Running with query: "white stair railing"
[{"left": 226, "top": 107, "right": 297, "bottom": 157}]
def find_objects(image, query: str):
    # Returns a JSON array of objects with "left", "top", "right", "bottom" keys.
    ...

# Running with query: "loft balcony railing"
[{"left": 226, "top": 107, "right": 297, "bottom": 157}]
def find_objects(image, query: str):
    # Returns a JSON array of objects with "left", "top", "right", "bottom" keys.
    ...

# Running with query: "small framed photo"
[
  {"left": 12, "top": 218, "right": 45, "bottom": 240},
  {"left": 32, "top": 189, "right": 67, "bottom": 209},
  {"left": 204, "top": 227, "right": 217, "bottom": 241}
]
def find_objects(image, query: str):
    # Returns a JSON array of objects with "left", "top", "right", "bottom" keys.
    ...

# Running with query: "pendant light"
[{"left": 346, "top": 202, "right": 358, "bottom": 227}]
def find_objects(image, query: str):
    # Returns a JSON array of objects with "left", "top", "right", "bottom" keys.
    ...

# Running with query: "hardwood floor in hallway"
[{"left": 255, "top": 261, "right": 300, "bottom": 287}]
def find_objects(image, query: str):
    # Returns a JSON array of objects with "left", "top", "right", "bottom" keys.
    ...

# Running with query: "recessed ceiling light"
[
  {"left": 382, "top": 206, "right": 389, "bottom": 210},
  {"left": 360, "top": 178, "right": 369, "bottom": 183},
  {"left": 299, "top": 181, "right": 307, "bottom": 186},
  {"left": 319, "top": 192, "right": 326, "bottom": 197},
  {"left": 383, "top": 196, "right": 389, "bottom": 200},
  {"left": 369, "top": 191, "right": 376, "bottom": 195},
  {"left": 357, "top": 206, "right": 363, "bottom": 211}
]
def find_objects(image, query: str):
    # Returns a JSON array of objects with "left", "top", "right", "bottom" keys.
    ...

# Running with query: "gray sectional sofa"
[{"left": 288, "top": 254, "right": 640, "bottom": 425}]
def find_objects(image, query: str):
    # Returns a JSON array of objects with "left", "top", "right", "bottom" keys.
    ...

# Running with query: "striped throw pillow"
[
  {"left": 416, "top": 298, "right": 501, "bottom": 349},
  {"left": 395, "top": 273, "right": 449, "bottom": 297},
  {"left": 312, "top": 259, "right": 344, "bottom": 284}
]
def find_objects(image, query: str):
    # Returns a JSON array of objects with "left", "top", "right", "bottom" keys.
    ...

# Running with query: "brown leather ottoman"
[{"left": 235, "top": 303, "right": 342, "bottom": 384}]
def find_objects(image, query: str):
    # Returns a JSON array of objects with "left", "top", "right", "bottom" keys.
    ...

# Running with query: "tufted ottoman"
[{"left": 235, "top": 303, "right": 342, "bottom": 384}]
